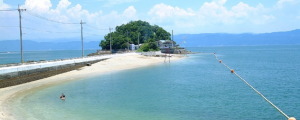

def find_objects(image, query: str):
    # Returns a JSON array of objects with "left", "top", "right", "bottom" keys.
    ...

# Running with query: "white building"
[{"left": 157, "top": 40, "right": 175, "bottom": 49}]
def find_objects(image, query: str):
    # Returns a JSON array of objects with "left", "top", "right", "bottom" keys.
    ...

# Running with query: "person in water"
[{"left": 60, "top": 93, "right": 66, "bottom": 100}]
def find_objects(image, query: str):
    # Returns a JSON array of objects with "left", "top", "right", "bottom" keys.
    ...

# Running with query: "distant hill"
[
  {"left": 2, "top": 29, "right": 300, "bottom": 51},
  {"left": 0, "top": 40, "right": 100, "bottom": 52},
  {"left": 174, "top": 29, "right": 300, "bottom": 47}
]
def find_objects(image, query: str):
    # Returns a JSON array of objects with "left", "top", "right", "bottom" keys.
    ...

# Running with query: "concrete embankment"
[{"left": 0, "top": 55, "right": 117, "bottom": 88}]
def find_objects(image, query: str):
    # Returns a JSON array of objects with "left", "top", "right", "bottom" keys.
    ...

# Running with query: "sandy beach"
[{"left": 0, "top": 53, "right": 184, "bottom": 120}]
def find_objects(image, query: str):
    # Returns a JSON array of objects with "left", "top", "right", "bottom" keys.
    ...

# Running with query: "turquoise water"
[
  {"left": 0, "top": 50, "right": 97, "bottom": 64},
  {"left": 7, "top": 45, "right": 300, "bottom": 120}
]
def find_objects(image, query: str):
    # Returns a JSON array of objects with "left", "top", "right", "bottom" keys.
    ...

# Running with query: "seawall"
[{"left": 0, "top": 55, "right": 115, "bottom": 88}]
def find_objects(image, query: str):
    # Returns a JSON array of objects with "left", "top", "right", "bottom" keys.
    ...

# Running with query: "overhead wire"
[
  {"left": 24, "top": 11, "right": 109, "bottom": 35},
  {"left": 23, "top": 10, "right": 113, "bottom": 36},
  {"left": 85, "top": 24, "right": 109, "bottom": 31},
  {"left": 0, "top": 9, "right": 18, "bottom": 11},
  {"left": 22, "top": 27, "right": 80, "bottom": 34},
  {"left": 25, "top": 10, "right": 79, "bottom": 24},
  {"left": 0, "top": 26, "right": 19, "bottom": 28},
  {"left": 19, "top": 12, "right": 81, "bottom": 35},
  {"left": 1, "top": 8, "right": 107, "bottom": 41}
]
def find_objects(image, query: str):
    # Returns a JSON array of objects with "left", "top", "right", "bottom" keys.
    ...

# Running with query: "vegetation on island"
[{"left": 99, "top": 20, "right": 171, "bottom": 52}]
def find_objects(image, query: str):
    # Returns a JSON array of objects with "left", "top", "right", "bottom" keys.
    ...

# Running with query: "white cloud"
[
  {"left": 148, "top": 3, "right": 195, "bottom": 18},
  {"left": 102, "top": 0, "right": 138, "bottom": 7},
  {"left": 56, "top": 0, "right": 71, "bottom": 10},
  {"left": 123, "top": 6, "right": 137, "bottom": 19},
  {"left": 148, "top": 0, "right": 278, "bottom": 33},
  {"left": 0, "top": 0, "right": 10, "bottom": 9},
  {"left": 21, "top": 0, "right": 138, "bottom": 26},
  {"left": 199, "top": 1, "right": 270, "bottom": 25},
  {"left": 148, "top": 3, "right": 196, "bottom": 30},
  {"left": 66, "top": 4, "right": 86, "bottom": 19},
  {"left": 276, "top": 0, "right": 296, "bottom": 8},
  {"left": 94, "top": 6, "right": 138, "bottom": 27},
  {"left": 24, "top": 0, "right": 52, "bottom": 12},
  {"left": 199, "top": 0, "right": 231, "bottom": 24},
  {"left": 231, "top": 2, "right": 257, "bottom": 17},
  {"left": 2, "top": 0, "right": 300, "bottom": 40},
  {"left": 216, "top": 0, "right": 227, "bottom": 5},
  {"left": 1, "top": 0, "right": 140, "bottom": 40}
]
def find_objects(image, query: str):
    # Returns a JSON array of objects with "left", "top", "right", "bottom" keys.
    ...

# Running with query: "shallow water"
[{"left": 7, "top": 45, "right": 300, "bottom": 120}]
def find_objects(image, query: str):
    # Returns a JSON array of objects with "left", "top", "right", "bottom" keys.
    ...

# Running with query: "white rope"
[
  {"left": 233, "top": 72, "right": 290, "bottom": 119},
  {"left": 212, "top": 53, "right": 290, "bottom": 119}
]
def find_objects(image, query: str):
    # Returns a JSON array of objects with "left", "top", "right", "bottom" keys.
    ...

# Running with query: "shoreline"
[{"left": 0, "top": 53, "right": 184, "bottom": 120}]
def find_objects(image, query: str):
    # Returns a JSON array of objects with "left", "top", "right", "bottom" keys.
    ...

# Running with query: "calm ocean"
[
  {"left": 0, "top": 50, "right": 97, "bottom": 65},
  {"left": 6, "top": 45, "right": 300, "bottom": 120}
]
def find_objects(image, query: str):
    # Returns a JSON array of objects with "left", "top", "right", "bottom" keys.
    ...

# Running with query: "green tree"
[
  {"left": 137, "top": 42, "right": 159, "bottom": 52},
  {"left": 99, "top": 20, "right": 171, "bottom": 51}
]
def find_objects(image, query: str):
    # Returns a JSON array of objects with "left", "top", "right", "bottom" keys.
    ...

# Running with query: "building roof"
[{"left": 158, "top": 40, "right": 174, "bottom": 44}]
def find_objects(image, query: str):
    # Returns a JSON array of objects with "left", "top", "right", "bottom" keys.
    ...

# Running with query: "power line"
[
  {"left": 21, "top": 16, "right": 82, "bottom": 34},
  {"left": 0, "top": 26, "right": 19, "bottom": 28},
  {"left": 22, "top": 26, "right": 79, "bottom": 34},
  {"left": 2, "top": 9, "right": 107, "bottom": 35},
  {"left": 1, "top": 7, "right": 105, "bottom": 59},
  {"left": 85, "top": 24, "right": 109, "bottom": 31},
  {"left": 84, "top": 33, "right": 104, "bottom": 36},
  {"left": 22, "top": 14, "right": 50, "bottom": 25},
  {"left": 0, "top": 9, "right": 18, "bottom": 11},
  {"left": 0, "top": 6, "right": 25, "bottom": 63},
  {"left": 23, "top": 11, "right": 109, "bottom": 31},
  {"left": 25, "top": 11, "right": 79, "bottom": 24}
]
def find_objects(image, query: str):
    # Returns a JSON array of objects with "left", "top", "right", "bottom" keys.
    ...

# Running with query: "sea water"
[
  {"left": 6, "top": 45, "right": 300, "bottom": 120},
  {"left": 0, "top": 50, "right": 97, "bottom": 65}
]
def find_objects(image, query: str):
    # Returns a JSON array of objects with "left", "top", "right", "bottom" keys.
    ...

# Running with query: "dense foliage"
[
  {"left": 100, "top": 20, "right": 171, "bottom": 50},
  {"left": 137, "top": 42, "right": 159, "bottom": 52}
]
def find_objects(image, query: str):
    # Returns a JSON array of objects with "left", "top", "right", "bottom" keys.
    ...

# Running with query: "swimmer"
[{"left": 60, "top": 93, "right": 66, "bottom": 100}]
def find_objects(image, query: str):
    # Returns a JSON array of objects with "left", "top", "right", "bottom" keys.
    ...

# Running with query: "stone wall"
[
  {"left": 161, "top": 48, "right": 190, "bottom": 54},
  {"left": 0, "top": 59, "right": 105, "bottom": 88}
]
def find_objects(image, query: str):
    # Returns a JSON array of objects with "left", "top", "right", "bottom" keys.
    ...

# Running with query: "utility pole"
[
  {"left": 138, "top": 33, "right": 140, "bottom": 45},
  {"left": 137, "top": 33, "right": 140, "bottom": 49},
  {"left": 18, "top": 5, "right": 26, "bottom": 63},
  {"left": 172, "top": 30, "right": 174, "bottom": 47},
  {"left": 126, "top": 30, "right": 129, "bottom": 51},
  {"left": 80, "top": 20, "right": 86, "bottom": 57},
  {"left": 109, "top": 27, "right": 112, "bottom": 53}
]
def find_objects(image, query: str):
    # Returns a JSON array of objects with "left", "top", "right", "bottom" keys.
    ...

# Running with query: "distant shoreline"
[{"left": 0, "top": 53, "right": 184, "bottom": 120}]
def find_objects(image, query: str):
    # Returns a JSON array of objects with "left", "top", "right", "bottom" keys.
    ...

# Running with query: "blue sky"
[{"left": 1, "top": 0, "right": 300, "bottom": 41}]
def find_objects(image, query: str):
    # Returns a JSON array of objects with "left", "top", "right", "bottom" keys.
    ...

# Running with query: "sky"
[{"left": 0, "top": 0, "right": 300, "bottom": 41}]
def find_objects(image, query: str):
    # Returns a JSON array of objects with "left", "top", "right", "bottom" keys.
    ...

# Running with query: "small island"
[{"left": 89, "top": 20, "right": 189, "bottom": 56}]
